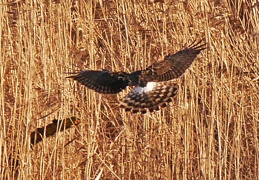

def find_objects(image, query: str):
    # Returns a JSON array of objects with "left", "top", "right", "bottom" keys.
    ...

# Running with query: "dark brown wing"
[
  {"left": 120, "top": 81, "right": 178, "bottom": 114},
  {"left": 67, "top": 70, "right": 129, "bottom": 94},
  {"left": 140, "top": 41, "right": 206, "bottom": 83}
]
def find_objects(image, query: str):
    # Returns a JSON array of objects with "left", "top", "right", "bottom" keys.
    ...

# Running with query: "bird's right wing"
[
  {"left": 140, "top": 41, "right": 206, "bottom": 83},
  {"left": 67, "top": 70, "right": 129, "bottom": 94}
]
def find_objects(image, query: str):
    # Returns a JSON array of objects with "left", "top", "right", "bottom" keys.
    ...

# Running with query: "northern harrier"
[{"left": 68, "top": 41, "right": 205, "bottom": 113}]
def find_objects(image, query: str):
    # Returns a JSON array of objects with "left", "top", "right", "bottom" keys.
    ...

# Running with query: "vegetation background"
[{"left": 1, "top": 0, "right": 258, "bottom": 179}]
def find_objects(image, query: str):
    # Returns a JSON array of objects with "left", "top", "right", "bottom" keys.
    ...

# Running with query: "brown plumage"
[{"left": 68, "top": 40, "right": 205, "bottom": 113}]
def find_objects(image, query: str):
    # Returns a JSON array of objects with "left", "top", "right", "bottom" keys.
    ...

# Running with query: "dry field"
[{"left": 1, "top": 0, "right": 258, "bottom": 179}]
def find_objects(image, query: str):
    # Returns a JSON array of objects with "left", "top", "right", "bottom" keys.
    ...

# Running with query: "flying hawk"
[{"left": 68, "top": 41, "right": 205, "bottom": 113}]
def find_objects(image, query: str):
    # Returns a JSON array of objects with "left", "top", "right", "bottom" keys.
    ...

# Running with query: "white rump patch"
[{"left": 133, "top": 82, "right": 156, "bottom": 94}]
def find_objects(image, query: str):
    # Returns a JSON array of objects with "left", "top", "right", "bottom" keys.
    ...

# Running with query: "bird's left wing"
[{"left": 67, "top": 70, "right": 129, "bottom": 94}]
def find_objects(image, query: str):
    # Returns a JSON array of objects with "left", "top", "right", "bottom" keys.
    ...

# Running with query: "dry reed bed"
[{"left": 0, "top": 0, "right": 258, "bottom": 179}]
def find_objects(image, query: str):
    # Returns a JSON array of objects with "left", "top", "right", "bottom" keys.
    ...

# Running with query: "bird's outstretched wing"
[
  {"left": 139, "top": 41, "right": 206, "bottom": 83},
  {"left": 67, "top": 70, "right": 129, "bottom": 94},
  {"left": 120, "top": 81, "right": 178, "bottom": 114}
]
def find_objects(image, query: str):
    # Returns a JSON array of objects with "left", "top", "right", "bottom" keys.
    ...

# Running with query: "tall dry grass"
[{"left": 0, "top": 0, "right": 258, "bottom": 179}]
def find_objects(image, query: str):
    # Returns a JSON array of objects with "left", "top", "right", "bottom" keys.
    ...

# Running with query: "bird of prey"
[{"left": 68, "top": 40, "right": 205, "bottom": 113}]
